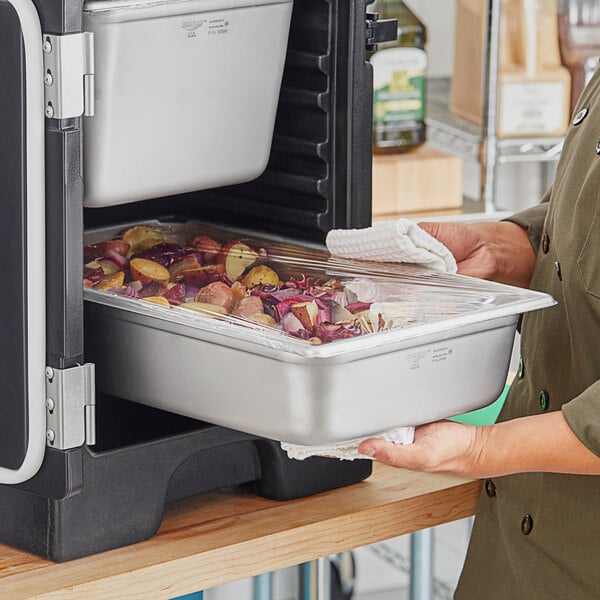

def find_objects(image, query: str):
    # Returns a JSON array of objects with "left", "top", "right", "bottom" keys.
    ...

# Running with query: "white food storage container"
[
  {"left": 82, "top": 0, "right": 294, "bottom": 207},
  {"left": 83, "top": 221, "right": 557, "bottom": 445}
]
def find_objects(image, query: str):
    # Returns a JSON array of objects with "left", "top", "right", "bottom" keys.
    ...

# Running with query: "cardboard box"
[
  {"left": 372, "top": 145, "right": 463, "bottom": 216},
  {"left": 451, "top": 0, "right": 570, "bottom": 138}
]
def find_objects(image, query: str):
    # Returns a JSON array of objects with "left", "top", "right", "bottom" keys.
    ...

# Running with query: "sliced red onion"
[
  {"left": 281, "top": 312, "right": 306, "bottom": 335},
  {"left": 164, "top": 283, "right": 186, "bottom": 306},
  {"left": 84, "top": 246, "right": 104, "bottom": 264},
  {"left": 251, "top": 288, "right": 271, "bottom": 300},
  {"left": 285, "top": 275, "right": 311, "bottom": 289},
  {"left": 345, "top": 302, "right": 373, "bottom": 314},
  {"left": 107, "top": 286, "right": 140, "bottom": 299},
  {"left": 104, "top": 249, "right": 129, "bottom": 270},
  {"left": 316, "top": 306, "right": 331, "bottom": 325},
  {"left": 222, "top": 274, "right": 235, "bottom": 287},
  {"left": 310, "top": 290, "right": 345, "bottom": 305},
  {"left": 269, "top": 288, "right": 301, "bottom": 302},
  {"left": 95, "top": 259, "right": 120, "bottom": 276},
  {"left": 274, "top": 294, "right": 318, "bottom": 321},
  {"left": 184, "top": 285, "right": 200, "bottom": 302},
  {"left": 83, "top": 266, "right": 104, "bottom": 283},
  {"left": 314, "top": 322, "right": 363, "bottom": 343},
  {"left": 288, "top": 328, "right": 313, "bottom": 341},
  {"left": 122, "top": 286, "right": 141, "bottom": 299},
  {"left": 181, "top": 248, "right": 205, "bottom": 266},
  {"left": 138, "top": 281, "right": 165, "bottom": 298}
]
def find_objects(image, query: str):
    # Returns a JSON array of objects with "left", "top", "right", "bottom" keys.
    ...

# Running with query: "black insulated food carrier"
[{"left": 0, "top": 0, "right": 396, "bottom": 561}]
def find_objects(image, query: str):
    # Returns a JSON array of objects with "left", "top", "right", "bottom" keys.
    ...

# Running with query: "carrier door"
[{"left": 0, "top": 0, "right": 47, "bottom": 482}]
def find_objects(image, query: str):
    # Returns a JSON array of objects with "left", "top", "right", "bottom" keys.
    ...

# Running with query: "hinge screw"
[
  {"left": 45, "top": 366, "right": 54, "bottom": 380},
  {"left": 42, "top": 39, "right": 52, "bottom": 54},
  {"left": 46, "top": 398, "right": 55, "bottom": 412},
  {"left": 44, "top": 72, "right": 54, "bottom": 86},
  {"left": 46, "top": 430, "right": 55, "bottom": 444},
  {"left": 45, "top": 103, "right": 55, "bottom": 119}
]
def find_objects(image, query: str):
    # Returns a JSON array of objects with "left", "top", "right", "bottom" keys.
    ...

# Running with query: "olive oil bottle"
[{"left": 370, "top": 0, "right": 427, "bottom": 154}]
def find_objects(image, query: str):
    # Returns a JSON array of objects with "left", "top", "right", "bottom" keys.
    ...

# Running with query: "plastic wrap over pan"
[{"left": 83, "top": 220, "right": 556, "bottom": 444}]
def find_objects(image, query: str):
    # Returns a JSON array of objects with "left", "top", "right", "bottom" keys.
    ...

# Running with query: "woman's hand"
[
  {"left": 358, "top": 421, "right": 489, "bottom": 479},
  {"left": 419, "top": 221, "right": 537, "bottom": 288},
  {"left": 359, "top": 412, "right": 600, "bottom": 479}
]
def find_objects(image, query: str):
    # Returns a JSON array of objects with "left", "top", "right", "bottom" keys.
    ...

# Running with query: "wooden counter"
[{"left": 0, "top": 465, "right": 482, "bottom": 600}]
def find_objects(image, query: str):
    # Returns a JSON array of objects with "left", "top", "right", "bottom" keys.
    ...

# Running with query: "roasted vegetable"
[
  {"left": 280, "top": 312, "right": 305, "bottom": 335},
  {"left": 242, "top": 265, "right": 280, "bottom": 289},
  {"left": 141, "top": 296, "right": 170, "bottom": 308},
  {"left": 136, "top": 243, "right": 190, "bottom": 268},
  {"left": 130, "top": 258, "right": 170, "bottom": 286},
  {"left": 190, "top": 235, "right": 222, "bottom": 263},
  {"left": 95, "top": 259, "right": 121, "bottom": 276},
  {"left": 138, "top": 281, "right": 167, "bottom": 298},
  {"left": 84, "top": 265, "right": 105, "bottom": 284},
  {"left": 169, "top": 256, "right": 203, "bottom": 282},
  {"left": 248, "top": 313, "right": 276, "bottom": 326},
  {"left": 314, "top": 322, "right": 363, "bottom": 343},
  {"left": 163, "top": 283, "right": 186, "bottom": 306},
  {"left": 231, "top": 281, "right": 248, "bottom": 303},
  {"left": 345, "top": 302, "right": 373, "bottom": 314},
  {"left": 217, "top": 241, "right": 259, "bottom": 281},
  {"left": 121, "top": 225, "right": 165, "bottom": 256},
  {"left": 327, "top": 300, "right": 355, "bottom": 323},
  {"left": 84, "top": 227, "right": 382, "bottom": 344},
  {"left": 273, "top": 295, "right": 316, "bottom": 321},
  {"left": 177, "top": 302, "right": 228, "bottom": 318},
  {"left": 94, "top": 271, "right": 125, "bottom": 291},
  {"left": 84, "top": 239, "right": 130, "bottom": 263},
  {"left": 290, "top": 301, "right": 319, "bottom": 330},
  {"left": 232, "top": 295, "right": 264, "bottom": 319},
  {"left": 184, "top": 264, "right": 225, "bottom": 288},
  {"left": 195, "top": 282, "right": 236, "bottom": 312}
]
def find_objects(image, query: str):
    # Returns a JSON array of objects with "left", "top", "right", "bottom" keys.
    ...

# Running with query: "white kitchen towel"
[
  {"left": 326, "top": 219, "right": 457, "bottom": 274},
  {"left": 280, "top": 427, "right": 415, "bottom": 461}
]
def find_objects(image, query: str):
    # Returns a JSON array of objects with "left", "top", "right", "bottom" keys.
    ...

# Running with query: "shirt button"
[
  {"left": 485, "top": 479, "right": 496, "bottom": 497},
  {"left": 542, "top": 233, "right": 550, "bottom": 254},
  {"left": 554, "top": 261, "right": 562, "bottom": 281},
  {"left": 539, "top": 390, "right": 549, "bottom": 412},
  {"left": 521, "top": 514, "right": 534, "bottom": 535},
  {"left": 573, "top": 108, "right": 588, "bottom": 125},
  {"left": 517, "top": 358, "right": 525, "bottom": 379}
]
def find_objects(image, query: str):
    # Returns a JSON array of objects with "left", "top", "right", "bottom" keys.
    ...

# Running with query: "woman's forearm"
[{"left": 476, "top": 412, "right": 600, "bottom": 477}]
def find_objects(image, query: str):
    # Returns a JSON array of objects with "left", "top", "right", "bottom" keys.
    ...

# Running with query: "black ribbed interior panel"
[{"left": 85, "top": 0, "right": 374, "bottom": 243}]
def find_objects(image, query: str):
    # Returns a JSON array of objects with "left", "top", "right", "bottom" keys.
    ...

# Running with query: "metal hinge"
[
  {"left": 45, "top": 364, "right": 96, "bottom": 450},
  {"left": 366, "top": 13, "right": 398, "bottom": 53},
  {"left": 42, "top": 32, "right": 95, "bottom": 119}
]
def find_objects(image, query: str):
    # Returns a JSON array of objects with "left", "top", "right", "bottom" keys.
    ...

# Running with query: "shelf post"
[
  {"left": 299, "top": 558, "right": 332, "bottom": 600},
  {"left": 481, "top": 0, "right": 502, "bottom": 213},
  {"left": 409, "top": 529, "right": 434, "bottom": 600}
]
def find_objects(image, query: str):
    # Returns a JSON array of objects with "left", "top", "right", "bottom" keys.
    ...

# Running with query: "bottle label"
[
  {"left": 500, "top": 81, "right": 567, "bottom": 136},
  {"left": 371, "top": 47, "right": 427, "bottom": 123}
]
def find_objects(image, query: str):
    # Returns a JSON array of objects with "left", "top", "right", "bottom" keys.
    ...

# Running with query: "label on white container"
[
  {"left": 500, "top": 81, "right": 566, "bottom": 136},
  {"left": 180, "top": 15, "right": 231, "bottom": 39}
]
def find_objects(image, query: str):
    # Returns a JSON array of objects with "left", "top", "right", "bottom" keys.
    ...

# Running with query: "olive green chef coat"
[{"left": 455, "top": 70, "right": 600, "bottom": 600}]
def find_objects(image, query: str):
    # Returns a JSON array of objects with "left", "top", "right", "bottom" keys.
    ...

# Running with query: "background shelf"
[{"left": 427, "top": 78, "right": 564, "bottom": 166}]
